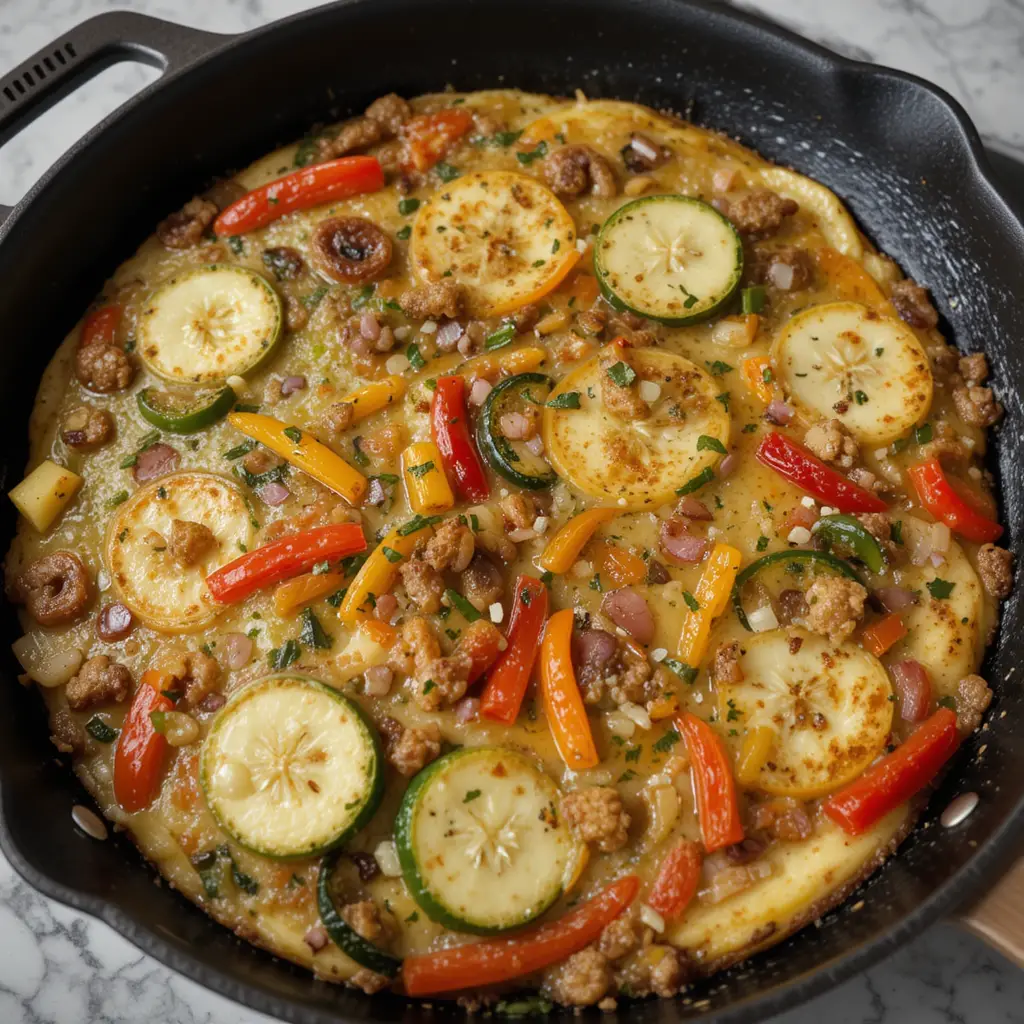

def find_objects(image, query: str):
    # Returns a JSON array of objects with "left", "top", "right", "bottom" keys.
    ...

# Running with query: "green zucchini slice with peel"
[
  {"left": 200, "top": 675, "right": 384, "bottom": 860},
  {"left": 317, "top": 852, "right": 402, "bottom": 977},
  {"left": 476, "top": 372, "right": 557, "bottom": 490},
  {"left": 394, "top": 746, "right": 578, "bottom": 934},
  {"left": 137, "top": 384, "right": 236, "bottom": 434},
  {"left": 138, "top": 264, "right": 282, "bottom": 384},
  {"left": 594, "top": 195, "right": 743, "bottom": 325}
]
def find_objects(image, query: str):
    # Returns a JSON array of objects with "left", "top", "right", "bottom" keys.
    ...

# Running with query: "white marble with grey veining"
[{"left": 2, "top": 1, "right": 1024, "bottom": 1021}]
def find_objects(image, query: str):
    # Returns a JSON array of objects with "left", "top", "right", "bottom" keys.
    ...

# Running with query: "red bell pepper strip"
[
  {"left": 430, "top": 375, "right": 490, "bottom": 502},
  {"left": 480, "top": 575, "right": 548, "bottom": 724},
  {"left": 823, "top": 708, "right": 960, "bottom": 835},
  {"left": 679, "top": 713, "right": 744, "bottom": 852},
  {"left": 402, "top": 875, "right": 639, "bottom": 996},
  {"left": 756, "top": 431, "right": 887, "bottom": 514},
  {"left": 205, "top": 523, "right": 366, "bottom": 604},
  {"left": 81, "top": 305, "right": 121, "bottom": 347},
  {"left": 213, "top": 156, "right": 385, "bottom": 236},
  {"left": 401, "top": 109, "right": 474, "bottom": 173},
  {"left": 114, "top": 671, "right": 174, "bottom": 812},
  {"left": 647, "top": 839, "right": 702, "bottom": 920},
  {"left": 907, "top": 459, "right": 1003, "bottom": 543}
]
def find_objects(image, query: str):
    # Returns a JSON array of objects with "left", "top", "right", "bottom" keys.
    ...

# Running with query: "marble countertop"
[{"left": 1, "top": 1, "right": 1023, "bottom": 1021}]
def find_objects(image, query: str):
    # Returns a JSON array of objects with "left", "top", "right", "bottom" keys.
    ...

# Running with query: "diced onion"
[
  {"left": 419, "top": 320, "right": 437, "bottom": 335},
  {"left": 606, "top": 711, "right": 636, "bottom": 739},
  {"left": 767, "top": 262, "right": 795, "bottom": 290},
  {"left": 640, "top": 903, "right": 666, "bottom": 933},
  {"left": 12, "top": 634, "right": 83, "bottom": 688},
  {"left": 508, "top": 528, "right": 537, "bottom": 543},
  {"left": 800, "top": 496, "right": 816, "bottom": 509},
  {"left": 638, "top": 380, "right": 662, "bottom": 403},
  {"left": 650, "top": 647, "right": 668, "bottom": 663},
  {"left": 931, "top": 521, "right": 952, "bottom": 555},
  {"left": 620, "top": 701, "right": 652, "bottom": 731},
  {"left": 374, "top": 840, "right": 402, "bottom": 877},
  {"left": 489, "top": 602, "right": 504, "bottom": 623},
  {"left": 787, "top": 526, "right": 812, "bottom": 545},
  {"left": 385, "top": 353, "right": 410, "bottom": 374},
  {"left": 532, "top": 516, "right": 549, "bottom": 533},
  {"left": 747, "top": 604, "right": 779, "bottom": 633},
  {"left": 711, "top": 318, "right": 749, "bottom": 348}
]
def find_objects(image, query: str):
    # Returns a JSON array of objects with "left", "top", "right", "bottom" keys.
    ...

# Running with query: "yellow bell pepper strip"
[
  {"left": 336, "top": 375, "right": 406, "bottom": 424},
  {"left": 677, "top": 543, "right": 742, "bottom": 674},
  {"left": 539, "top": 508, "right": 619, "bottom": 574},
  {"left": 273, "top": 571, "right": 345, "bottom": 618},
  {"left": 735, "top": 725, "right": 775, "bottom": 787},
  {"left": 540, "top": 608, "right": 599, "bottom": 771},
  {"left": 401, "top": 441, "right": 455, "bottom": 515},
  {"left": 338, "top": 515, "right": 438, "bottom": 623},
  {"left": 228, "top": 412, "right": 367, "bottom": 506},
  {"left": 359, "top": 618, "right": 397, "bottom": 648},
  {"left": 740, "top": 355, "right": 775, "bottom": 404}
]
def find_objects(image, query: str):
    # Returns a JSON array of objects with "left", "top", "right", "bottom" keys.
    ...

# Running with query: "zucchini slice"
[
  {"left": 138, "top": 265, "right": 282, "bottom": 384},
  {"left": 476, "top": 372, "right": 557, "bottom": 489},
  {"left": 200, "top": 675, "right": 384, "bottom": 859},
  {"left": 106, "top": 472, "right": 254, "bottom": 633},
  {"left": 137, "top": 384, "right": 236, "bottom": 434},
  {"left": 317, "top": 852, "right": 402, "bottom": 977},
  {"left": 594, "top": 195, "right": 743, "bottom": 324},
  {"left": 395, "top": 746, "right": 577, "bottom": 934},
  {"left": 717, "top": 629, "right": 892, "bottom": 799},
  {"left": 771, "top": 301, "right": 933, "bottom": 446},
  {"left": 542, "top": 348, "right": 730, "bottom": 508},
  {"left": 409, "top": 171, "right": 577, "bottom": 317}
]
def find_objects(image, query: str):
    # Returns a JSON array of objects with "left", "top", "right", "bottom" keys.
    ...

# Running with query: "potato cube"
[{"left": 8, "top": 459, "right": 83, "bottom": 532}]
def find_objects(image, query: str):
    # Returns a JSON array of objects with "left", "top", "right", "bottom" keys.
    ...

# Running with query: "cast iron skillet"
[{"left": 0, "top": 2, "right": 1022, "bottom": 1021}]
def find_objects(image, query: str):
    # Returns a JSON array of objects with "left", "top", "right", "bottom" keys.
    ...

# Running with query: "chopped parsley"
[
  {"left": 683, "top": 590, "right": 700, "bottom": 612},
  {"left": 398, "top": 197, "right": 421, "bottom": 216},
  {"left": 463, "top": 789, "right": 482, "bottom": 803},
  {"left": 381, "top": 546, "right": 403, "bottom": 563},
  {"left": 283, "top": 425, "right": 303, "bottom": 444},
  {"left": 406, "top": 342, "right": 427, "bottom": 370},
  {"left": 484, "top": 322, "right": 516, "bottom": 350},
  {"left": 434, "top": 161, "right": 460, "bottom": 182},
  {"left": 927, "top": 578, "right": 955, "bottom": 600},
  {"left": 652, "top": 729, "right": 680, "bottom": 754},
  {"left": 445, "top": 588, "right": 481, "bottom": 622},
  {"left": 606, "top": 361, "right": 637, "bottom": 387},
  {"left": 707, "top": 360, "right": 734, "bottom": 376},
  {"left": 409, "top": 461, "right": 435, "bottom": 478},
  {"left": 697, "top": 434, "right": 727, "bottom": 455},
  {"left": 398, "top": 514, "right": 444, "bottom": 536},
  {"left": 547, "top": 391, "right": 581, "bottom": 410},
  {"left": 676, "top": 467, "right": 714, "bottom": 496},
  {"left": 516, "top": 141, "right": 548, "bottom": 165},
  {"left": 299, "top": 607, "right": 332, "bottom": 650},
  {"left": 351, "top": 436, "right": 370, "bottom": 467},
  {"left": 85, "top": 717, "right": 118, "bottom": 743},
  {"left": 268, "top": 639, "right": 301, "bottom": 670}
]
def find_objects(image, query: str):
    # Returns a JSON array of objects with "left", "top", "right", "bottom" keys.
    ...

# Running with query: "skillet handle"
[
  {"left": 0, "top": 11, "right": 227, "bottom": 227},
  {"left": 957, "top": 856, "right": 1024, "bottom": 969}
]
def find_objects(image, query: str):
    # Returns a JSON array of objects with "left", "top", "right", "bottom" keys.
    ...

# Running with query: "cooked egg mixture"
[{"left": 5, "top": 90, "right": 1009, "bottom": 1008}]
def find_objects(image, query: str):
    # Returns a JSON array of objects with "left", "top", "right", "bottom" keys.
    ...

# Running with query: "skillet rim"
[{"left": 2, "top": 1, "right": 1023, "bottom": 1020}]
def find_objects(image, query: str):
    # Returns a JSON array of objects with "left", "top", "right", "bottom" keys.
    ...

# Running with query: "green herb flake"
[
  {"left": 683, "top": 590, "right": 700, "bottom": 612},
  {"left": 606, "top": 361, "right": 637, "bottom": 388},
  {"left": 435, "top": 162, "right": 460, "bottom": 183},
  {"left": 547, "top": 391, "right": 581, "bottom": 410},
  {"left": 352, "top": 436, "right": 370, "bottom": 467},
  {"left": 223, "top": 440, "right": 256, "bottom": 461},
  {"left": 492, "top": 129, "right": 523, "bottom": 147},
  {"left": 463, "top": 789, "right": 482, "bottom": 803},
  {"left": 652, "top": 729, "right": 680, "bottom": 754},
  {"left": 85, "top": 717, "right": 118, "bottom": 743},
  {"left": 715, "top": 392, "right": 731, "bottom": 411},
  {"left": 407, "top": 343, "right": 427, "bottom": 370},
  {"left": 741, "top": 285, "right": 766, "bottom": 314},
  {"left": 106, "top": 490, "right": 130, "bottom": 509},
  {"left": 445, "top": 587, "right": 481, "bottom": 622},
  {"left": 398, "top": 514, "right": 444, "bottom": 536},
  {"left": 589, "top": 573, "right": 603, "bottom": 592},
  {"left": 676, "top": 467, "right": 715, "bottom": 496},
  {"left": 516, "top": 141, "right": 548, "bottom": 165},
  {"left": 624, "top": 746, "right": 642, "bottom": 763},
  {"left": 283, "top": 425, "right": 303, "bottom": 444},
  {"left": 927, "top": 578, "right": 955, "bottom": 600},
  {"left": 396, "top": 225, "right": 412, "bottom": 241},
  {"left": 938, "top": 695, "right": 957, "bottom": 710},
  {"left": 914, "top": 423, "right": 933, "bottom": 445},
  {"left": 398, "top": 197, "right": 421, "bottom": 216},
  {"left": 484, "top": 323, "right": 516, "bottom": 351},
  {"left": 409, "top": 461, "right": 435, "bottom": 479},
  {"left": 854, "top": 389, "right": 869, "bottom": 405},
  {"left": 663, "top": 658, "right": 697, "bottom": 684},
  {"left": 382, "top": 546, "right": 403, "bottom": 563},
  {"left": 697, "top": 434, "right": 727, "bottom": 455},
  {"left": 268, "top": 638, "right": 301, "bottom": 670},
  {"left": 227, "top": 235, "right": 244, "bottom": 255},
  {"left": 707, "top": 360, "right": 734, "bottom": 377}
]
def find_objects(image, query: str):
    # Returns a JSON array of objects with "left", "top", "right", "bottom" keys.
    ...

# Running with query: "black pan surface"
[{"left": 0, "top": 2, "right": 1022, "bottom": 1021}]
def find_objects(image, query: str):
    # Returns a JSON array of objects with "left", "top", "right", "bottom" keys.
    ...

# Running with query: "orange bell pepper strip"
[
  {"left": 403, "top": 875, "right": 639, "bottom": 996},
  {"left": 815, "top": 247, "right": 896, "bottom": 312},
  {"left": 273, "top": 571, "right": 345, "bottom": 618},
  {"left": 861, "top": 612, "right": 908, "bottom": 658},
  {"left": 677, "top": 543, "right": 742, "bottom": 672},
  {"left": 593, "top": 543, "right": 647, "bottom": 586},
  {"left": 401, "top": 109, "right": 474, "bottom": 173},
  {"left": 214, "top": 156, "right": 384, "bottom": 235},
  {"left": 539, "top": 508, "right": 619, "bottom": 574},
  {"left": 336, "top": 375, "right": 406, "bottom": 424},
  {"left": 462, "top": 345, "right": 548, "bottom": 383},
  {"left": 647, "top": 839, "right": 703, "bottom": 920},
  {"left": 358, "top": 618, "right": 397, "bottom": 649},
  {"left": 823, "top": 708, "right": 960, "bottom": 835},
  {"left": 206, "top": 523, "right": 366, "bottom": 605},
  {"left": 228, "top": 412, "right": 367, "bottom": 505},
  {"left": 338, "top": 517, "right": 436, "bottom": 623},
  {"left": 740, "top": 355, "right": 775, "bottom": 404},
  {"left": 480, "top": 575, "right": 549, "bottom": 724},
  {"left": 114, "top": 671, "right": 174, "bottom": 812},
  {"left": 908, "top": 459, "right": 1003, "bottom": 543},
  {"left": 562, "top": 271, "right": 601, "bottom": 306},
  {"left": 679, "top": 713, "right": 744, "bottom": 852},
  {"left": 81, "top": 304, "right": 122, "bottom": 347},
  {"left": 540, "top": 609, "right": 599, "bottom": 770}
]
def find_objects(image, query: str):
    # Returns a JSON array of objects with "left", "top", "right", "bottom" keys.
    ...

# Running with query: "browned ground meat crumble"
[
  {"left": 803, "top": 418, "right": 859, "bottom": 469},
  {"left": 61, "top": 405, "right": 114, "bottom": 449},
  {"left": 156, "top": 196, "right": 218, "bottom": 249},
  {"left": 956, "top": 673, "right": 993, "bottom": 733},
  {"left": 543, "top": 144, "right": 618, "bottom": 198},
  {"left": 168, "top": 519, "right": 217, "bottom": 568},
  {"left": 727, "top": 189, "right": 798, "bottom": 237},
  {"left": 65, "top": 655, "right": 132, "bottom": 711},
  {"left": 804, "top": 577, "right": 868, "bottom": 644},
  {"left": 976, "top": 543, "right": 1014, "bottom": 599},
  {"left": 889, "top": 278, "right": 938, "bottom": 328},
  {"left": 562, "top": 786, "right": 630, "bottom": 852}
]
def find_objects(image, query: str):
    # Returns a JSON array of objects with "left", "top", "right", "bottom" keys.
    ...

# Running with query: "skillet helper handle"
[
  {"left": 0, "top": 11, "right": 226, "bottom": 226},
  {"left": 957, "top": 856, "right": 1024, "bottom": 969}
]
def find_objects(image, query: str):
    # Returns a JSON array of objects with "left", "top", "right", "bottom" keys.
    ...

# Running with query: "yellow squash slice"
[
  {"left": 771, "top": 301, "right": 933, "bottom": 446},
  {"left": 106, "top": 472, "right": 254, "bottom": 633},
  {"left": 757, "top": 165, "right": 864, "bottom": 258},
  {"left": 717, "top": 628, "right": 892, "bottom": 798},
  {"left": 542, "top": 348, "right": 730, "bottom": 508},
  {"left": 409, "top": 171, "right": 578, "bottom": 317},
  {"left": 889, "top": 518, "right": 985, "bottom": 695}
]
